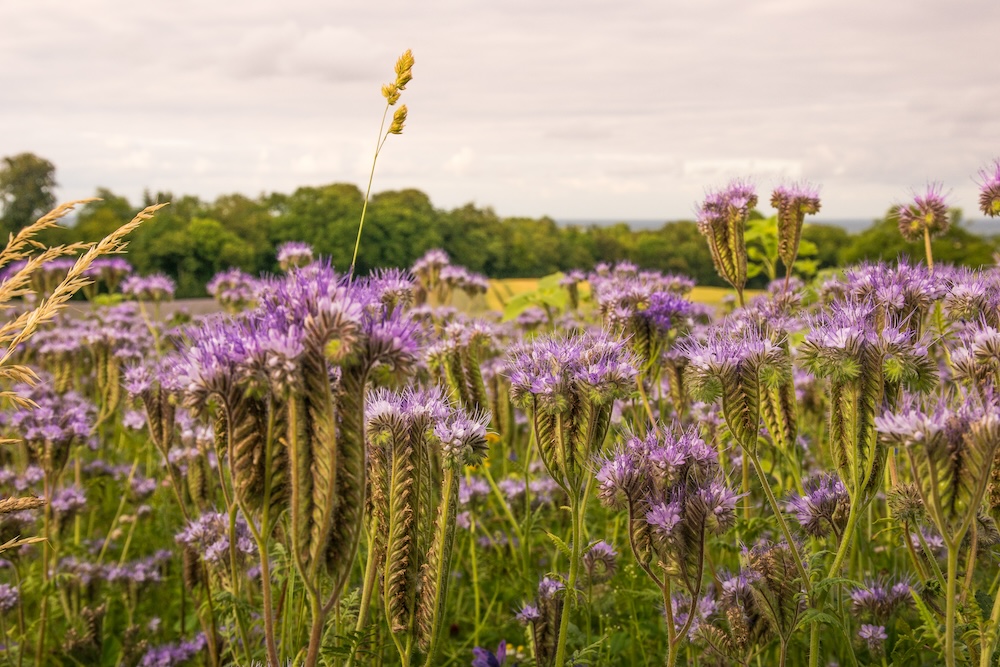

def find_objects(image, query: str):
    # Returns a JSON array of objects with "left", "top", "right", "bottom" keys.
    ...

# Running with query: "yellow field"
[{"left": 481, "top": 278, "right": 753, "bottom": 312}]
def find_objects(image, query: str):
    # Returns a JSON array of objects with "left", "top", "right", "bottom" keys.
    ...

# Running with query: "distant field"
[{"left": 482, "top": 278, "right": 751, "bottom": 312}]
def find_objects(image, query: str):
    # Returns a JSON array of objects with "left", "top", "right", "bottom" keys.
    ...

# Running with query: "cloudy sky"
[{"left": 1, "top": 0, "right": 998, "bottom": 222}]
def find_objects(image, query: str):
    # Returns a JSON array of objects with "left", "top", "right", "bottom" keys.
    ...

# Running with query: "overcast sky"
[{"left": 2, "top": 0, "right": 998, "bottom": 222}]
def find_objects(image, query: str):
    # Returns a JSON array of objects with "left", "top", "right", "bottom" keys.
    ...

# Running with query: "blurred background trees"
[
  {"left": 4, "top": 152, "right": 999, "bottom": 297},
  {"left": 0, "top": 152, "right": 57, "bottom": 237}
]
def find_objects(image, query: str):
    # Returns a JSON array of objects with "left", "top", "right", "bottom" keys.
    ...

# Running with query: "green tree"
[
  {"left": 439, "top": 204, "right": 508, "bottom": 274},
  {"left": 841, "top": 208, "right": 997, "bottom": 268},
  {"left": 74, "top": 188, "right": 136, "bottom": 243},
  {"left": 0, "top": 152, "right": 57, "bottom": 235},
  {"left": 268, "top": 184, "right": 364, "bottom": 269}
]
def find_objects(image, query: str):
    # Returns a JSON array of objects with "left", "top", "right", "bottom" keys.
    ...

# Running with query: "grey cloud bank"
[{"left": 1, "top": 0, "right": 998, "bottom": 221}]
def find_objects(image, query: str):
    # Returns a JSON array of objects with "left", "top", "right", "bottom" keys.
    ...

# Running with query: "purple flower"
[
  {"left": 471, "top": 640, "right": 507, "bottom": 667},
  {"left": 897, "top": 183, "right": 950, "bottom": 241},
  {"left": 858, "top": 624, "right": 888, "bottom": 653},
  {"left": 412, "top": 249, "right": 450, "bottom": 275},
  {"left": 176, "top": 512, "right": 256, "bottom": 568},
  {"left": 515, "top": 604, "right": 540, "bottom": 623},
  {"left": 50, "top": 486, "right": 87, "bottom": 516},
  {"left": 850, "top": 578, "right": 912, "bottom": 621},
  {"left": 697, "top": 482, "right": 741, "bottom": 534},
  {"left": 595, "top": 447, "right": 641, "bottom": 509},
  {"left": 139, "top": 633, "right": 207, "bottom": 667},
  {"left": 505, "top": 332, "right": 637, "bottom": 412},
  {"left": 434, "top": 410, "right": 491, "bottom": 465},
  {"left": 785, "top": 474, "right": 850, "bottom": 538},
  {"left": 696, "top": 179, "right": 757, "bottom": 292},
  {"left": 583, "top": 541, "right": 618, "bottom": 583},
  {"left": 277, "top": 241, "right": 314, "bottom": 270},
  {"left": 977, "top": 159, "right": 1000, "bottom": 218},
  {"left": 771, "top": 182, "right": 821, "bottom": 268},
  {"left": 0, "top": 584, "right": 19, "bottom": 613},
  {"left": 537, "top": 577, "right": 564, "bottom": 600},
  {"left": 121, "top": 273, "right": 176, "bottom": 301},
  {"left": 206, "top": 268, "right": 259, "bottom": 311},
  {"left": 646, "top": 499, "right": 683, "bottom": 537}
]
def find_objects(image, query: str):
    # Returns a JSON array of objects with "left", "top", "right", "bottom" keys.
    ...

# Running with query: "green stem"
[
  {"left": 924, "top": 226, "right": 935, "bottom": 271},
  {"left": 664, "top": 577, "right": 677, "bottom": 667},
  {"left": 553, "top": 489, "right": 586, "bottom": 667},
  {"left": 636, "top": 377, "right": 660, "bottom": 435},
  {"left": 746, "top": 452, "right": 810, "bottom": 592},
  {"left": 347, "top": 522, "right": 380, "bottom": 667},
  {"left": 945, "top": 544, "right": 958, "bottom": 667},
  {"left": 349, "top": 104, "right": 391, "bottom": 279},
  {"left": 980, "top": 573, "right": 1000, "bottom": 667},
  {"left": 826, "top": 494, "right": 862, "bottom": 578},
  {"left": 424, "top": 466, "right": 459, "bottom": 666}
]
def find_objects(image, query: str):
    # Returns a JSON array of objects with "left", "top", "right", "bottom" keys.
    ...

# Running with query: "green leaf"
[
  {"left": 812, "top": 576, "right": 858, "bottom": 593},
  {"left": 545, "top": 530, "right": 572, "bottom": 559}
]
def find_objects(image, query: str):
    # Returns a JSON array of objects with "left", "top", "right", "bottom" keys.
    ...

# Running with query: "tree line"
[{"left": 3, "top": 153, "right": 999, "bottom": 297}]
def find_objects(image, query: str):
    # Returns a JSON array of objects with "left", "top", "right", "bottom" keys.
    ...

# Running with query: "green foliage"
[
  {"left": 745, "top": 215, "right": 819, "bottom": 282},
  {"left": 502, "top": 273, "right": 567, "bottom": 322},
  {"left": 0, "top": 152, "right": 57, "bottom": 236},
  {"left": 841, "top": 207, "right": 996, "bottom": 268},
  {"left": 7, "top": 153, "right": 1000, "bottom": 300}
]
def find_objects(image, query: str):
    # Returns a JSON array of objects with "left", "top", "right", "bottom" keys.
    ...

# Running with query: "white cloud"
[
  {"left": 0, "top": 0, "right": 997, "bottom": 219},
  {"left": 444, "top": 147, "right": 475, "bottom": 175}
]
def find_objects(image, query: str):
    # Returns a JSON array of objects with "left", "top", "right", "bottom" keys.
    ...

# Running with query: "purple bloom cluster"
[
  {"left": 206, "top": 268, "right": 260, "bottom": 311},
  {"left": 50, "top": 485, "right": 87, "bottom": 517},
  {"left": 366, "top": 385, "right": 490, "bottom": 464},
  {"left": 174, "top": 263, "right": 421, "bottom": 408},
  {"left": 978, "top": 158, "right": 1000, "bottom": 217},
  {"left": 858, "top": 624, "right": 888, "bottom": 653},
  {"left": 9, "top": 384, "right": 95, "bottom": 472},
  {"left": 60, "top": 550, "right": 172, "bottom": 587},
  {"left": 896, "top": 183, "right": 950, "bottom": 241},
  {"left": 83, "top": 256, "right": 133, "bottom": 293},
  {"left": 597, "top": 426, "right": 738, "bottom": 571},
  {"left": 441, "top": 264, "right": 490, "bottom": 296},
  {"left": 122, "top": 273, "right": 176, "bottom": 302},
  {"left": 276, "top": 241, "right": 314, "bottom": 270},
  {"left": 175, "top": 512, "right": 256, "bottom": 568},
  {"left": 0, "top": 583, "right": 19, "bottom": 613},
  {"left": 785, "top": 474, "right": 850, "bottom": 538},
  {"left": 139, "top": 633, "right": 207, "bottom": 667},
  {"left": 505, "top": 332, "right": 637, "bottom": 413},
  {"left": 850, "top": 578, "right": 912, "bottom": 621}
]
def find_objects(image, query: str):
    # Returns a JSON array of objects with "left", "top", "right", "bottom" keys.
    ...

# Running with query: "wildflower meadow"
[{"left": 4, "top": 50, "right": 1000, "bottom": 667}]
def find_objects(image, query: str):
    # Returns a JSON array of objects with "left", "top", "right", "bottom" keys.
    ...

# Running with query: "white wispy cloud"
[{"left": 0, "top": 0, "right": 997, "bottom": 219}]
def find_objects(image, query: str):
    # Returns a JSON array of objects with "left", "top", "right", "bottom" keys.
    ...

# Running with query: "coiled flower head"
[
  {"left": 977, "top": 159, "right": 1000, "bottom": 218},
  {"left": 896, "top": 183, "right": 950, "bottom": 242},
  {"left": 771, "top": 182, "right": 821, "bottom": 270},
  {"left": 697, "top": 179, "right": 757, "bottom": 296}
]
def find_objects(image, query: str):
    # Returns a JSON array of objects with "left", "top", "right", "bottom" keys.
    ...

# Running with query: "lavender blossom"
[
  {"left": 771, "top": 182, "right": 821, "bottom": 270},
  {"left": 785, "top": 475, "right": 850, "bottom": 538},
  {"left": 583, "top": 541, "right": 618, "bottom": 584},
  {"left": 897, "top": 183, "right": 950, "bottom": 242},
  {"left": 471, "top": 641, "right": 507, "bottom": 667},
  {"left": 139, "top": 634, "right": 207, "bottom": 667},
  {"left": 697, "top": 179, "right": 757, "bottom": 298},
  {"left": 277, "top": 241, "right": 314, "bottom": 270},
  {"left": 175, "top": 512, "right": 256, "bottom": 570},
  {"left": 978, "top": 159, "right": 1000, "bottom": 218},
  {"left": 858, "top": 624, "right": 888, "bottom": 654},
  {"left": 0, "top": 583, "right": 19, "bottom": 613},
  {"left": 850, "top": 578, "right": 912, "bottom": 621},
  {"left": 122, "top": 273, "right": 176, "bottom": 302}
]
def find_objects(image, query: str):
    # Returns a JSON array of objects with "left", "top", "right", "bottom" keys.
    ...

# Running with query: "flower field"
[{"left": 1, "top": 163, "right": 1000, "bottom": 667}]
